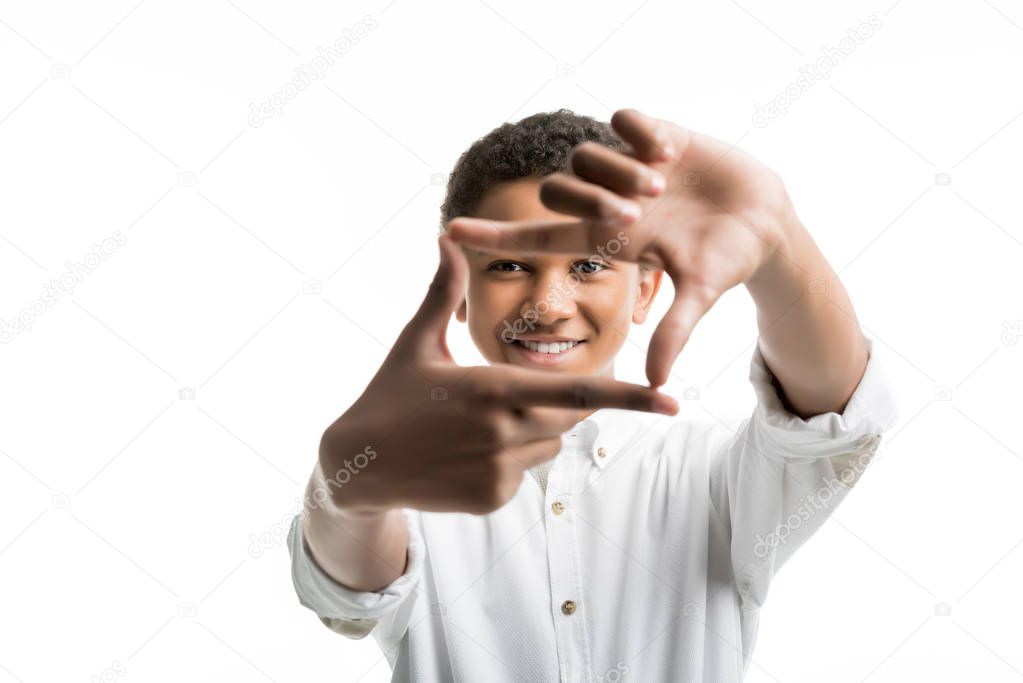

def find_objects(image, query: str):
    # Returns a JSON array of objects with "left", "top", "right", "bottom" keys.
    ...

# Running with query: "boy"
[{"left": 287, "top": 108, "right": 898, "bottom": 682}]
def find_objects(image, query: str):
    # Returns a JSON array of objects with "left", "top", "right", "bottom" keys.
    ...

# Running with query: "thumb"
[
  {"left": 395, "top": 233, "right": 468, "bottom": 362},
  {"left": 646, "top": 276, "right": 715, "bottom": 388}
]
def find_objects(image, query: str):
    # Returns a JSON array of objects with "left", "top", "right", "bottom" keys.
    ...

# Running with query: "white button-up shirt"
[{"left": 287, "top": 335, "right": 898, "bottom": 682}]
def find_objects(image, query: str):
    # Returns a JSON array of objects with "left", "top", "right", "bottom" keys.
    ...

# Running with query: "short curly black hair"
[{"left": 439, "top": 108, "right": 627, "bottom": 228}]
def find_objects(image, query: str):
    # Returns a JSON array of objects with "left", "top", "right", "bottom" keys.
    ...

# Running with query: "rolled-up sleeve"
[
  {"left": 287, "top": 507, "right": 424, "bottom": 642},
  {"left": 709, "top": 334, "right": 899, "bottom": 610}
]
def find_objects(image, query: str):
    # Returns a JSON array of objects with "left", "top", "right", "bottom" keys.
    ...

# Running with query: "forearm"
[
  {"left": 302, "top": 459, "right": 410, "bottom": 593},
  {"left": 743, "top": 206, "right": 868, "bottom": 420}
]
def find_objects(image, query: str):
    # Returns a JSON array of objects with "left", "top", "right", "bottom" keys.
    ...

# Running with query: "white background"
[{"left": 1, "top": 0, "right": 1022, "bottom": 681}]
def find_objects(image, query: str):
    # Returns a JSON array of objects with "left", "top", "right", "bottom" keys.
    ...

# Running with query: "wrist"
[
  {"left": 747, "top": 192, "right": 802, "bottom": 279},
  {"left": 743, "top": 204, "right": 811, "bottom": 315},
  {"left": 306, "top": 493, "right": 395, "bottom": 534},
  {"left": 303, "top": 498, "right": 409, "bottom": 592},
  {"left": 309, "top": 451, "right": 395, "bottom": 519}
]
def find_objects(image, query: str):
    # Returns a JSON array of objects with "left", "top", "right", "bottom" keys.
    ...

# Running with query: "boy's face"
[{"left": 454, "top": 177, "right": 663, "bottom": 379}]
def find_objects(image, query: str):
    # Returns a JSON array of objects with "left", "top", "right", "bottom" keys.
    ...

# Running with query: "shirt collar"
[{"left": 560, "top": 408, "right": 657, "bottom": 469}]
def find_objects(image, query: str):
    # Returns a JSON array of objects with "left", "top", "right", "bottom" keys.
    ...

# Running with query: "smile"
[
  {"left": 514, "top": 339, "right": 580, "bottom": 353},
  {"left": 504, "top": 338, "right": 586, "bottom": 365}
]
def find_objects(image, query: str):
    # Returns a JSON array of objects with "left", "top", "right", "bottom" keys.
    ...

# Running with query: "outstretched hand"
[
  {"left": 445, "top": 108, "right": 796, "bottom": 388},
  {"left": 319, "top": 234, "right": 679, "bottom": 516}
]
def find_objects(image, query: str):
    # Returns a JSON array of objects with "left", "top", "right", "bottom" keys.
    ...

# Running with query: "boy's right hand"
[{"left": 318, "top": 234, "right": 678, "bottom": 516}]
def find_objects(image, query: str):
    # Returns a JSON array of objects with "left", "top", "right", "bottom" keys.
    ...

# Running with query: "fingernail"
[
  {"left": 655, "top": 394, "right": 677, "bottom": 414},
  {"left": 620, "top": 203, "right": 641, "bottom": 223},
  {"left": 649, "top": 173, "right": 666, "bottom": 194},
  {"left": 659, "top": 145, "right": 676, "bottom": 162}
]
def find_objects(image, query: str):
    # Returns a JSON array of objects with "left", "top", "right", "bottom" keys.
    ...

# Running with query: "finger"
[
  {"left": 478, "top": 367, "right": 679, "bottom": 414},
  {"left": 445, "top": 216, "right": 635, "bottom": 258},
  {"left": 394, "top": 233, "right": 468, "bottom": 362},
  {"left": 539, "top": 173, "right": 641, "bottom": 224},
  {"left": 568, "top": 141, "right": 666, "bottom": 197},
  {"left": 646, "top": 275, "right": 718, "bottom": 388},
  {"left": 499, "top": 436, "right": 564, "bottom": 470},
  {"left": 610, "top": 108, "right": 681, "bottom": 163}
]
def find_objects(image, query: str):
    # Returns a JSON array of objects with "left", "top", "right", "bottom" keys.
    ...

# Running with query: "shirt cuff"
[
  {"left": 747, "top": 334, "right": 899, "bottom": 463},
  {"left": 287, "top": 507, "right": 424, "bottom": 637}
]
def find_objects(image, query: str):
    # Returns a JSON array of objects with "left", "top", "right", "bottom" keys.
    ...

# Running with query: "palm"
[{"left": 627, "top": 120, "right": 787, "bottom": 275}]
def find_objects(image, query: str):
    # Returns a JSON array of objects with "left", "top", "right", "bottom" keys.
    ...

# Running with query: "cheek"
[
  {"left": 589, "top": 281, "right": 636, "bottom": 342},
  {"left": 465, "top": 282, "right": 520, "bottom": 355},
  {"left": 471, "top": 283, "right": 514, "bottom": 321}
]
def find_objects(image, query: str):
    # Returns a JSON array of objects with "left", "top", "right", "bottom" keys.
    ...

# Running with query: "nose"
[{"left": 520, "top": 268, "right": 578, "bottom": 324}]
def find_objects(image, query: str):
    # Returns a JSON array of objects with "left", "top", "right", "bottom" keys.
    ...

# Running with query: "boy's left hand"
[{"left": 446, "top": 108, "right": 799, "bottom": 388}]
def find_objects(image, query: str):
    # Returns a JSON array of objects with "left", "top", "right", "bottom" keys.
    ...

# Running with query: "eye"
[
  {"left": 571, "top": 260, "right": 608, "bottom": 276},
  {"left": 487, "top": 261, "right": 527, "bottom": 273}
]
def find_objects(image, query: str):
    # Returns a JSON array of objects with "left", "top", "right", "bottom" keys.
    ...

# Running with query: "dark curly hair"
[{"left": 439, "top": 109, "right": 627, "bottom": 228}]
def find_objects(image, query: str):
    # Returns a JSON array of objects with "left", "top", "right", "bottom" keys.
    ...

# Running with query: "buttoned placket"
[{"left": 544, "top": 428, "right": 596, "bottom": 683}]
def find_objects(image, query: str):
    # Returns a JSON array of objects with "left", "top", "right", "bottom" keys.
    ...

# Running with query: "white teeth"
[{"left": 517, "top": 340, "right": 579, "bottom": 353}]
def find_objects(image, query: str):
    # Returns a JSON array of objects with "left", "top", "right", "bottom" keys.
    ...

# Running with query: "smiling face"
[{"left": 454, "top": 177, "right": 663, "bottom": 379}]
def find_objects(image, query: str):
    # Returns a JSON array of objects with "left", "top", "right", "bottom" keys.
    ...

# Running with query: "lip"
[
  {"left": 505, "top": 338, "right": 586, "bottom": 366},
  {"left": 511, "top": 336, "right": 584, "bottom": 343}
]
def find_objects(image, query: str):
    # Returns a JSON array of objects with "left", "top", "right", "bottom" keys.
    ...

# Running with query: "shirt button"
[
  {"left": 551, "top": 501, "right": 565, "bottom": 515},
  {"left": 561, "top": 599, "right": 577, "bottom": 615},
  {"left": 597, "top": 447, "right": 607, "bottom": 458}
]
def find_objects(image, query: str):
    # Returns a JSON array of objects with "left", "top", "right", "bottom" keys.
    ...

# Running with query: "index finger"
[
  {"left": 481, "top": 366, "right": 679, "bottom": 415},
  {"left": 445, "top": 216, "right": 632, "bottom": 258}
]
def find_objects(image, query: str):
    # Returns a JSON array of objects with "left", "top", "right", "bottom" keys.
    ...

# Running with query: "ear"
[{"left": 632, "top": 266, "right": 663, "bottom": 325}]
